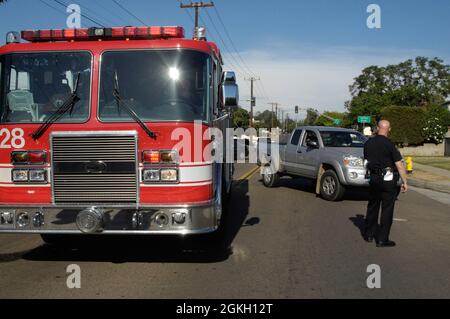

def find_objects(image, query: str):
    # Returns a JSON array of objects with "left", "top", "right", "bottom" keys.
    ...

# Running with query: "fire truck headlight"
[
  {"left": 143, "top": 169, "right": 160, "bottom": 182},
  {"left": 12, "top": 169, "right": 29, "bottom": 182},
  {"left": 29, "top": 169, "right": 47, "bottom": 182},
  {"left": 160, "top": 169, "right": 178, "bottom": 182}
]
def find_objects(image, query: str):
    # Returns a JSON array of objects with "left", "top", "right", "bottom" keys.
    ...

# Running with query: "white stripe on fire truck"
[
  {"left": 0, "top": 164, "right": 213, "bottom": 186},
  {"left": 139, "top": 162, "right": 213, "bottom": 168},
  {"left": 179, "top": 165, "right": 212, "bottom": 183},
  {"left": 140, "top": 181, "right": 213, "bottom": 188}
]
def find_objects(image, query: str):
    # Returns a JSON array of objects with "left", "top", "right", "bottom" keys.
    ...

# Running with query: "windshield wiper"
[
  {"left": 31, "top": 73, "right": 81, "bottom": 141},
  {"left": 113, "top": 71, "right": 156, "bottom": 139}
]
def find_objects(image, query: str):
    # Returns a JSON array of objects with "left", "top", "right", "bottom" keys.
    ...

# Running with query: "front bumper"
[
  {"left": 0, "top": 202, "right": 218, "bottom": 235},
  {"left": 341, "top": 167, "right": 370, "bottom": 186}
]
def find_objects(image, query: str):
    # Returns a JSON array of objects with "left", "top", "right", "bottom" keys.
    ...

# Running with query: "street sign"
[
  {"left": 333, "top": 119, "right": 343, "bottom": 125},
  {"left": 358, "top": 116, "right": 371, "bottom": 124}
]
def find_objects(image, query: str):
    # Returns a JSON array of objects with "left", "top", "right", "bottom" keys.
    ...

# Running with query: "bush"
[
  {"left": 380, "top": 106, "right": 425, "bottom": 146},
  {"left": 422, "top": 104, "right": 449, "bottom": 144}
]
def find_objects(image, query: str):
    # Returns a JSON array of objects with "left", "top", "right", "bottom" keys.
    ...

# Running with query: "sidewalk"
[{"left": 408, "top": 162, "right": 450, "bottom": 194}]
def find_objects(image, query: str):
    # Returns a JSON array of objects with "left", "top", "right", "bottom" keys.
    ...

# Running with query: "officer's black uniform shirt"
[{"left": 364, "top": 135, "right": 402, "bottom": 171}]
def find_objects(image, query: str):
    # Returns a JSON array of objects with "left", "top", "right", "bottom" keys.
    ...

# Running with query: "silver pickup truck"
[{"left": 259, "top": 126, "right": 370, "bottom": 201}]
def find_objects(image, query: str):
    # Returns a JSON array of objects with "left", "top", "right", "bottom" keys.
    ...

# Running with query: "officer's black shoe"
[
  {"left": 363, "top": 235, "right": 374, "bottom": 243},
  {"left": 376, "top": 240, "right": 396, "bottom": 248}
]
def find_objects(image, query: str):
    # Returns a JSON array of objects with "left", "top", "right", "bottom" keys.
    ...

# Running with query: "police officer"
[{"left": 363, "top": 120, "right": 408, "bottom": 247}]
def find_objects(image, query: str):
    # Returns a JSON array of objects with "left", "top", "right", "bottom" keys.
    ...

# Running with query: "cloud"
[{"left": 224, "top": 43, "right": 448, "bottom": 114}]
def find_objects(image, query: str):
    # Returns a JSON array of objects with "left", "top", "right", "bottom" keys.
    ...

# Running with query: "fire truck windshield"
[
  {"left": 0, "top": 52, "right": 91, "bottom": 124},
  {"left": 99, "top": 50, "right": 211, "bottom": 123}
]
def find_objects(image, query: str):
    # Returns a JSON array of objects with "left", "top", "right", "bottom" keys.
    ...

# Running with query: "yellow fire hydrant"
[{"left": 405, "top": 156, "right": 413, "bottom": 174}]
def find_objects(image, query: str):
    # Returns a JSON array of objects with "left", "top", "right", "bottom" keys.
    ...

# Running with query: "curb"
[{"left": 408, "top": 178, "right": 450, "bottom": 194}]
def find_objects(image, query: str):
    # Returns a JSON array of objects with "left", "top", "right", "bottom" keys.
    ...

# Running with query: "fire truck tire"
[{"left": 203, "top": 170, "right": 231, "bottom": 247}]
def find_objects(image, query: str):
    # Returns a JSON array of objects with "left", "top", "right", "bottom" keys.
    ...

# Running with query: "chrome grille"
[{"left": 52, "top": 134, "right": 138, "bottom": 203}]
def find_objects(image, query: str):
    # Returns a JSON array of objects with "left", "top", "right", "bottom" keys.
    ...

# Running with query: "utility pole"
[
  {"left": 179, "top": 2, "right": 215, "bottom": 29},
  {"left": 268, "top": 102, "right": 280, "bottom": 130},
  {"left": 245, "top": 76, "right": 260, "bottom": 127},
  {"left": 275, "top": 105, "right": 278, "bottom": 127}
]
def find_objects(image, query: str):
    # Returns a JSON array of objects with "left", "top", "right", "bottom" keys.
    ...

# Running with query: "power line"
[
  {"left": 74, "top": 0, "right": 119, "bottom": 26},
  {"left": 212, "top": 2, "right": 275, "bottom": 107},
  {"left": 176, "top": 2, "right": 248, "bottom": 77},
  {"left": 180, "top": 2, "right": 265, "bottom": 106},
  {"left": 177, "top": 1, "right": 275, "bottom": 110},
  {"left": 94, "top": 1, "right": 132, "bottom": 25},
  {"left": 176, "top": 0, "right": 195, "bottom": 25},
  {"left": 179, "top": 1, "right": 214, "bottom": 30},
  {"left": 178, "top": 2, "right": 245, "bottom": 78},
  {"left": 203, "top": 10, "right": 251, "bottom": 78},
  {"left": 39, "top": 0, "right": 66, "bottom": 15},
  {"left": 111, "top": 0, "right": 147, "bottom": 25},
  {"left": 51, "top": 0, "right": 105, "bottom": 27},
  {"left": 213, "top": 4, "right": 256, "bottom": 77}
]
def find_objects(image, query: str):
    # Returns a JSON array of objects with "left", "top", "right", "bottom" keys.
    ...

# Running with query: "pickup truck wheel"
[
  {"left": 320, "top": 170, "right": 345, "bottom": 201},
  {"left": 262, "top": 166, "right": 280, "bottom": 188}
]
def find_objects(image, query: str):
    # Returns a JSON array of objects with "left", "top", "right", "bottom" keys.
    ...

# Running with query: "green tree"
[
  {"left": 254, "top": 110, "right": 279, "bottom": 129},
  {"left": 315, "top": 111, "right": 347, "bottom": 127},
  {"left": 284, "top": 115, "right": 298, "bottom": 133},
  {"left": 304, "top": 108, "right": 319, "bottom": 125},
  {"left": 347, "top": 57, "right": 450, "bottom": 117},
  {"left": 381, "top": 106, "right": 425, "bottom": 146},
  {"left": 232, "top": 107, "right": 250, "bottom": 128}
]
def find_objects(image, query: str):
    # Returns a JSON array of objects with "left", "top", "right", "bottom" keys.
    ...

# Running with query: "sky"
[{"left": 1, "top": 0, "right": 450, "bottom": 116}]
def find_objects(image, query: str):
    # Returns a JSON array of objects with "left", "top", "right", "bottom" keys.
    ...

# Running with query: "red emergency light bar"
[{"left": 21, "top": 26, "right": 185, "bottom": 42}]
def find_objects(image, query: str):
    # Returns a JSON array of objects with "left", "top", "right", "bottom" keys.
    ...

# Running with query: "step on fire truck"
[{"left": 0, "top": 26, "right": 239, "bottom": 243}]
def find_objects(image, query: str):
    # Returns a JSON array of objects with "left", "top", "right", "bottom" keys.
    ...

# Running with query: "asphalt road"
[{"left": 1, "top": 163, "right": 450, "bottom": 298}]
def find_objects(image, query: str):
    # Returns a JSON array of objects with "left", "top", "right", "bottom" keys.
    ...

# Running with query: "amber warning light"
[{"left": 21, "top": 26, "right": 185, "bottom": 42}]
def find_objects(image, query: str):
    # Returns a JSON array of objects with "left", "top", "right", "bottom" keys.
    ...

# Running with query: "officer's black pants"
[{"left": 365, "top": 175, "right": 398, "bottom": 242}]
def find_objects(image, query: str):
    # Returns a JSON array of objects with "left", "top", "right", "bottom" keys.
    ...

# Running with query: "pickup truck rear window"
[{"left": 320, "top": 131, "right": 367, "bottom": 148}]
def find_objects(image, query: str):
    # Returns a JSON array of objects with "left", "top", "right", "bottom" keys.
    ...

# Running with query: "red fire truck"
[{"left": 0, "top": 26, "right": 238, "bottom": 243}]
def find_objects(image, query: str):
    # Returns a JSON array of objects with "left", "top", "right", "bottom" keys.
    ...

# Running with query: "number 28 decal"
[{"left": 0, "top": 128, "right": 26, "bottom": 149}]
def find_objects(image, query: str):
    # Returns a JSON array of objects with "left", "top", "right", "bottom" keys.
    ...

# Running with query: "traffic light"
[{"left": 295, "top": 105, "right": 299, "bottom": 114}]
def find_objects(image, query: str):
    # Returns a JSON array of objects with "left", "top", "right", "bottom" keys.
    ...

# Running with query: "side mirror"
[
  {"left": 221, "top": 71, "right": 239, "bottom": 110},
  {"left": 307, "top": 139, "right": 319, "bottom": 149}
]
